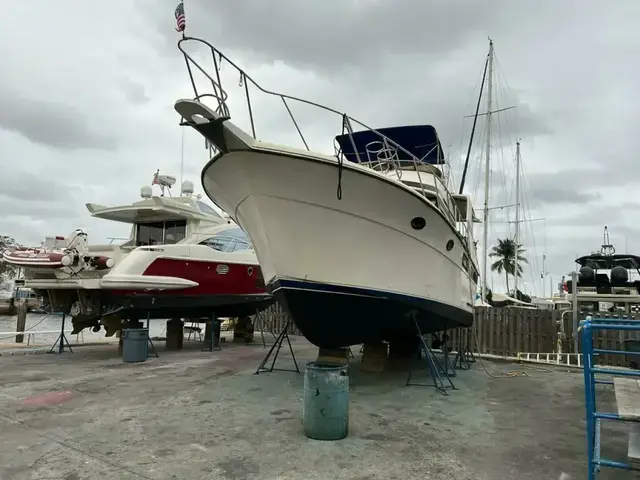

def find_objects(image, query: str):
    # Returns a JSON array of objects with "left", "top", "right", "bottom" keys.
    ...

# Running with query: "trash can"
[
  {"left": 623, "top": 339, "right": 640, "bottom": 369},
  {"left": 122, "top": 328, "right": 149, "bottom": 363},
  {"left": 303, "top": 362, "right": 349, "bottom": 440}
]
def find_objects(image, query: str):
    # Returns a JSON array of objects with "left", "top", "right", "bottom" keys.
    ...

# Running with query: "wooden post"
[{"left": 15, "top": 300, "right": 27, "bottom": 343}]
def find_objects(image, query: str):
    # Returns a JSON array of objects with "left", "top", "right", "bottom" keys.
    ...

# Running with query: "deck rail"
[{"left": 175, "top": 35, "right": 473, "bottom": 245}]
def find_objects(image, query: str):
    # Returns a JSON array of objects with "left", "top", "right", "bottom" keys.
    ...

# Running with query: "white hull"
[
  {"left": 203, "top": 150, "right": 475, "bottom": 313},
  {"left": 176, "top": 99, "right": 477, "bottom": 346}
]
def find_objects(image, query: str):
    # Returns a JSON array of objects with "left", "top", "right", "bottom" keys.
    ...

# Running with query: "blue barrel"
[
  {"left": 122, "top": 328, "right": 149, "bottom": 363},
  {"left": 303, "top": 362, "right": 349, "bottom": 440}
]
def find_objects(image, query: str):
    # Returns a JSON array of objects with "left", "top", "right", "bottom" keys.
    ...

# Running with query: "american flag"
[{"left": 175, "top": 2, "right": 186, "bottom": 32}]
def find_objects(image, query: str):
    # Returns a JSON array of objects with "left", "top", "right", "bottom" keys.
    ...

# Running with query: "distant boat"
[
  {"left": 566, "top": 226, "right": 640, "bottom": 312},
  {"left": 1, "top": 171, "right": 273, "bottom": 334}
]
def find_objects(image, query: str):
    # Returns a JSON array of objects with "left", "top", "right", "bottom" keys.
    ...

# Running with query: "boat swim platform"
[{"left": 0, "top": 336, "right": 615, "bottom": 479}]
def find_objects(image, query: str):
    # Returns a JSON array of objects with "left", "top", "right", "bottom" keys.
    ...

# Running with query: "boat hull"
[
  {"left": 201, "top": 143, "right": 476, "bottom": 348},
  {"left": 271, "top": 279, "right": 472, "bottom": 348},
  {"left": 102, "top": 254, "right": 274, "bottom": 319},
  {"left": 103, "top": 291, "right": 273, "bottom": 319}
]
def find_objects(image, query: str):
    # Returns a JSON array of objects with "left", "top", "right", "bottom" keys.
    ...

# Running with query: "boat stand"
[
  {"left": 254, "top": 308, "right": 277, "bottom": 348},
  {"left": 145, "top": 314, "right": 159, "bottom": 358},
  {"left": 49, "top": 313, "right": 73, "bottom": 354},
  {"left": 202, "top": 313, "right": 221, "bottom": 352},
  {"left": 434, "top": 326, "right": 456, "bottom": 378},
  {"left": 255, "top": 318, "right": 300, "bottom": 375},
  {"left": 405, "top": 312, "right": 455, "bottom": 395},
  {"left": 453, "top": 327, "right": 475, "bottom": 370}
]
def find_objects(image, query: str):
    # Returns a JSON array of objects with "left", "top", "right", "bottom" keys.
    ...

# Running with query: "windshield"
[{"left": 199, "top": 227, "right": 252, "bottom": 252}]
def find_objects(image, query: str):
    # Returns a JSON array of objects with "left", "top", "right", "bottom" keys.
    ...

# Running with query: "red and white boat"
[{"left": 5, "top": 171, "right": 272, "bottom": 334}]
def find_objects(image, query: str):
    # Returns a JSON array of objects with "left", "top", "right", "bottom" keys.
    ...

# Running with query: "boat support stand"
[
  {"left": 453, "top": 327, "right": 475, "bottom": 370},
  {"left": 202, "top": 313, "right": 221, "bottom": 352},
  {"left": 405, "top": 311, "right": 455, "bottom": 395},
  {"left": 48, "top": 313, "right": 73, "bottom": 355},
  {"left": 254, "top": 307, "right": 277, "bottom": 348},
  {"left": 255, "top": 318, "right": 300, "bottom": 375},
  {"left": 145, "top": 314, "right": 159, "bottom": 358}
]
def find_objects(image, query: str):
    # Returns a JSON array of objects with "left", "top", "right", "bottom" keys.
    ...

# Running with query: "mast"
[
  {"left": 542, "top": 254, "right": 546, "bottom": 298},
  {"left": 481, "top": 39, "right": 494, "bottom": 303},
  {"left": 513, "top": 140, "right": 521, "bottom": 296}
]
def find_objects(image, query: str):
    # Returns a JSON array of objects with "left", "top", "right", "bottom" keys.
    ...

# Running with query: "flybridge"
[{"left": 85, "top": 171, "right": 224, "bottom": 226}]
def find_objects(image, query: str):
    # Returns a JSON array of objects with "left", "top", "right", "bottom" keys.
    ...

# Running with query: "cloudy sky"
[{"left": 1, "top": 0, "right": 638, "bottom": 296}]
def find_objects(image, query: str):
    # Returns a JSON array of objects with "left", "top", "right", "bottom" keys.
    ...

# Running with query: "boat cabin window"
[
  {"left": 165, "top": 220, "right": 187, "bottom": 244},
  {"left": 197, "top": 201, "right": 223, "bottom": 218},
  {"left": 136, "top": 220, "right": 187, "bottom": 246},
  {"left": 199, "top": 227, "right": 252, "bottom": 252}
]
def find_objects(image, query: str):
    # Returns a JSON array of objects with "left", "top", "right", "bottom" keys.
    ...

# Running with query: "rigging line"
[
  {"left": 516, "top": 166, "right": 541, "bottom": 291},
  {"left": 493, "top": 97, "right": 512, "bottom": 241},
  {"left": 456, "top": 51, "right": 490, "bottom": 173},
  {"left": 494, "top": 78, "right": 517, "bottom": 234},
  {"left": 520, "top": 163, "right": 543, "bottom": 284},
  {"left": 493, "top": 55, "right": 522, "bottom": 144},
  {"left": 458, "top": 52, "right": 489, "bottom": 194},
  {"left": 471, "top": 124, "right": 487, "bottom": 205}
]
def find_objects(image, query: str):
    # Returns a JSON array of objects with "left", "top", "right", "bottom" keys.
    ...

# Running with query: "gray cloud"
[
  {"left": 528, "top": 187, "right": 601, "bottom": 206},
  {"left": 119, "top": 77, "right": 151, "bottom": 106},
  {"left": 148, "top": 0, "right": 504, "bottom": 67},
  {"left": 0, "top": 167, "right": 81, "bottom": 202},
  {"left": 0, "top": 89, "right": 118, "bottom": 151}
]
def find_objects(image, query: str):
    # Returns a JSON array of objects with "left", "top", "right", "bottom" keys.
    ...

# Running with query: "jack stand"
[
  {"left": 255, "top": 318, "right": 300, "bottom": 374},
  {"left": 49, "top": 313, "right": 73, "bottom": 354},
  {"left": 202, "top": 313, "right": 221, "bottom": 352},
  {"left": 254, "top": 308, "right": 277, "bottom": 348},
  {"left": 453, "top": 327, "right": 475, "bottom": 370},
  {"left": 146, "top": 314, "right": 159, "bottom": 358},
  {"left": 405, "top": 312, "right": 455, "bottom": 395},
  {"left": 435, "top": 325, "right": 456, "bottom": 378}
]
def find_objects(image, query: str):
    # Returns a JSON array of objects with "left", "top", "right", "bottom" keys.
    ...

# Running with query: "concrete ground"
[{"left": 0, "top": 334, "right": 632, "bottom": 480}]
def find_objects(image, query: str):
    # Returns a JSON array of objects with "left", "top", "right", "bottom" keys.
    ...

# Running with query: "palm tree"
[{"left": 489, "top": 238, "right": 528, "bottom": 293}]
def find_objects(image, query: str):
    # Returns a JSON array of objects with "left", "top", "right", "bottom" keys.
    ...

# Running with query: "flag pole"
[{"left": 181, "top": 0, "right": 186, "bottom": 39}]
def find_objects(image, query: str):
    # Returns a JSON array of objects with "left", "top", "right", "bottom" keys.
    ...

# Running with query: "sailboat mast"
[
  {"left": 514, "top": 141, "right": 521, "bottom": 296},
  {"left": 542, "top": 254, "right": 546, "bottom": 298},
  {"left": 481, "top": 39, "right": 494, "bottom": 303}
]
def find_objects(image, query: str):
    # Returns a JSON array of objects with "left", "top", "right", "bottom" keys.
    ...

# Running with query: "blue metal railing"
[{"left": 581, "top": 316, "right": 640, "bottom": 479}]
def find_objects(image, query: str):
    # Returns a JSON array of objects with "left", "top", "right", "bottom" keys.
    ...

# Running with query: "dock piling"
[{"left": 15, "top": 300, "right": 27, "bottom": 344}]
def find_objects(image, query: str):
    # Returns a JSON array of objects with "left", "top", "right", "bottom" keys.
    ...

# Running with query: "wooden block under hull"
[{"left": 317, "top": 347, "right": 351, "bottom": 365}]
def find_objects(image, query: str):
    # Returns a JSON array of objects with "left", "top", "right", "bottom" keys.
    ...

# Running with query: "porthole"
[
  {"left": 248, "top": 266, "right": 254, "bottom": 276},
  {"left": 446, "top": 239, "right": 454, "bottom": 251},
  {"left": 411, "top": 216, "right": 426, "bottom": 230}
]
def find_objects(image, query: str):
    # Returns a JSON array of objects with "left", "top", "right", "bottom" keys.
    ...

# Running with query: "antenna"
[{"left": 601, "top": 225, "right": 615, "bottom": 256}]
